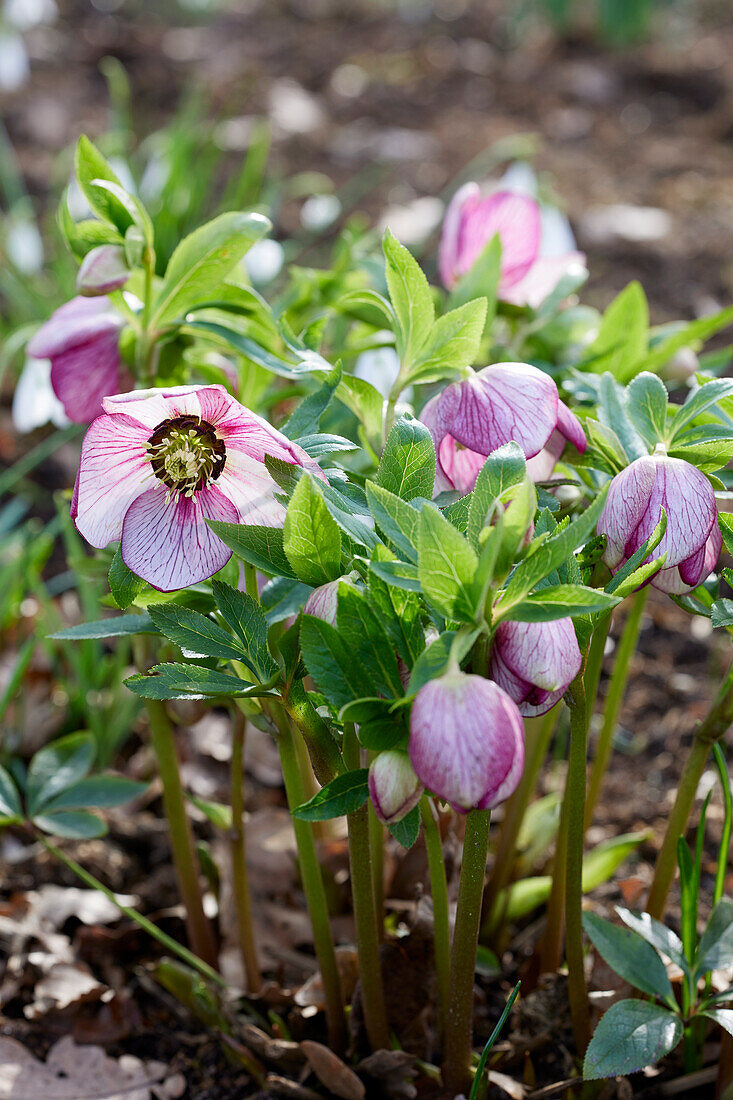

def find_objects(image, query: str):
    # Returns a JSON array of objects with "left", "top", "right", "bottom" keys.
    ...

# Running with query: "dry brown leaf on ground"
[
  {"left": 356, "top": 1050, "right": 418, "bottom": 1100},
  {"left": 294, "top": 945, "right": 359, "bottom": 1010},
  {"left": 300, "top": 1041, "right": 365, "bottom": 1100},
  {"left": 24, "top": 961, "right": 106, "bottom": 1019},
  {"left": 0, "top": 1036, "right": 185, "bottom": 1100}
]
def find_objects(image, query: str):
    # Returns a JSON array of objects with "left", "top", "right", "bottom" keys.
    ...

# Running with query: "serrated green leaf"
[
  {"left": 283, "top": 474, "right": 342, "bottom": 586},
  {"left": 408, "top": 298, "right": 486, "bottom": 385},
  {"left": 417, "top": 503, "right": 480, "bottom": 620},
  {"left": 149, "top": 603, "right": 247, "bottom": 662},
  {"left": 26, "top": 732, "right": 96, "bottom": 816},
  {"left": 382, "top": 229, "right": 434, "bottom": 369},
  {"left": 212, "top": 580, "right": 278, "bottom": 680},
  {"left": 583, "top": 911, "right": 676, "bottom": 1007},
  {"left": 501, "top": 584, "right": 620, "bottom": 622},
  {"left": 712, "top": 599, "right": 733, "bottom": 629},
  {"left": 387, "top": 805, "right": 420, "bottom": 848},
  {"left": 300, "top": 615, "right": 378, "bottom": 709},
  {"left": 376, "top": 415, "right": 436, "bottom": 502},
  {"left": 292, "top": 769, "right": 369, "bottom": 821},
  {"left": 283, "top": 362, "right": 342, "bottom": 440},
  {"left": 153, "top": 211, "right": 270, "bottom": 325},
  {"left": 467, "top": 443, "right": 526, "bottom": 548},
  {"left": 108, "top": 550, "right": 147, "bottom": 610},
  {"left": 207, "top": 520, "right": 296, "bottom": 578},
  {"left": 124, "top": 663, "right": 267, "bottom": 701},
  {"left": 50, "top": 614, "right": 155, "bottom": 640},
  {"left": 583, "top": 1001, "right": 682, "bottom": 1080},
  {"left": 335, "top": 583, "right": 403, "bottom": 698},
  {"left": 366, "top": 481, "right": 420, "bottom": 562}
]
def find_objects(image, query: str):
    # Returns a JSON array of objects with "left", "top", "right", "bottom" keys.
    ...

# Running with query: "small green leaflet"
[
  {"left": 148, "top": 603, "right": 247, "bottom": 662},
  {"left": 583, "top": 1000, "right": 682, "bottom": 1080},
  {"left": 376, "top": 415, "right": 436, "bottom": 502},
  {"left": 292, "top": 769, "right": 370, "bottom": 821},
  {"left": 283, "top": 474, "right": 342, "bottom": 586}
]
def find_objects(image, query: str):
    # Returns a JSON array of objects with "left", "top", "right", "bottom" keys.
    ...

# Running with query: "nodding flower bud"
[
  {"left": 76, "top": 245, "right": 129, "bottom": 296},
  {"left": 368, "top": 750, "right": 423, "bottom": 825},
  {"left": 420, "top": 363, "right": 586, "bottom": 495},
  {"left": 489, "top": 619, "right": 581, "bottom": 717},
  {"left": 597, "top": 453, "right": 722, "bottom": 595},
  {"left": 409, "top": 671, "right": 524, "bottom": 813},
  {"left": 303, "top": 573, "right": 359, "bottom": 626}
]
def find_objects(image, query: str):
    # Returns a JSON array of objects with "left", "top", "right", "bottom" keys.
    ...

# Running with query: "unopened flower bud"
[
  {"left": 409, "top": 671, "right": 524, "bottom": 813},
  {"left": 368, "top": 750, "right": 423, "bottom": 825},
  {"left": 489, "top": 619, "right": 581, "bottom": 716},
  {"left": 76, "top": 245, "right": 129, "bottom": 296},
  {"left": 597, "top": 453, "right": 722, "bottom": 595},
  {"left": 303, "top": 573, "right": 359, "bottom": 626}
]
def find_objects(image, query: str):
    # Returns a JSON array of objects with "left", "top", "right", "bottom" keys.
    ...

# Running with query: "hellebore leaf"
[
  {"left": 638, "top": 305, "right": 733, "bottom": 376},
  {"left": 153, "top": 211, "right": 271, "bottom": 324},
  {"left": 598, "top": 373, "right": 648, "bottom": 463},
  {"left": 712, "top": 599, "right": 733, "bottom": 629},
  {"left": 26, "top": 733, "right": 96, "bottom": 817},
  {"left": 407, "top": 298, "right": 487, "bottom": 385},
  {"left": 388, "top": 805, "right": 421, "bottom": 849},
  {"left": 260, "top": 577, "right": 313, "bottom": 626},
  {"left": 369, "top": 560, "right": 422, "bottom": 592},
  {"left": 74, "top": 136, "right": 138, "bottom": 238},
  {"left": 283, "top": 474, "right": 343, "bottom": 586},
  {"left": 207, "top": 520, "right": 297, "bottom": 578},
  {"left": 108, "top": 550, "right": 147, "bottom": 610},
  {"left": 605, "top": 509, "right": 667, "bottom": 595},
  {"left": 292, "top": 769, "right": 370, "bottom": 821},
  {"left": 212, "top": 580, "right": 278, "bottom": 681},
  {"left": 89, "top": 179, "right": 153, "bottom": 247},
  {"left": 368, "top": 547, "right": 425, "bottom": 664},
  {"left": 407, "top": 628, "right": 482, "bottom": 695},
  {"left": 616, "top": 908, "right": 688, "bottom": 972},
  {"left": 448, "top": 233, "right": 501, "bottom": 321},
  {"left": 583, "top": 281, "right": 649, "bottom": 382},
  {"left": 376, "top": 415, "right": 436, "bottom": 502},
  {"left": 148, "top": 603, "right": 247, "bottom": 662},
  {"left": 124, "top": 663, "right": 270, "bottom": 701},
  {"left": 626, "top": 372, "right": 669, "bottom": 448},
  {"left": 366, "top": 481, "right": 420, "bottom": 563},
  {"left": 50, "top": 614, "right": 156, "bottom": 639},
  {"left": 33, "top": 811, "right": 109, "bottom": 840},
  {"left": 671, "top": 377, "right": 733, "bottom": 440},
  {"left": 283, "top": 362, "right": 343, "bottom": 440},
  {"left": 417, "top": 504, "right": 480, "bottom": 621},
  {"left": 467, "top": 443, "right": 527, "bottom": 548},
  {"left": 41, "top": 776, "right": 147, "bottom": 812},
  {"left": 583, "top": 1001, "right": 682, "bottom": 1080},
  {"left": 334, "top": 374, "right": 384, "bottom": 452},
  {"left": 701, "top": 1008, "right": 733, "bottom": 1039},
  {"left": 300, "top": 615, "right": 378, "bottom": 709},
  {"left": 382, "top": 229, "right": 434, "bottom": 369},
  {"left": 695, "top": 898, "right": 733, "bottom": 978},
  {"left": 582, "top": 911, "right": 676, "bottom": 1008},
  {"left": 0, "top": 765, "right": 22, "bottom": 820},
  {"left": 58, "top": 196, "right": 124, "bottom": 260},
  {"left": 500, "top": 584, "right": 621, "bottom": 622},
  {"left": 336, "top": 583, "right": 403, "bottom": 698}
]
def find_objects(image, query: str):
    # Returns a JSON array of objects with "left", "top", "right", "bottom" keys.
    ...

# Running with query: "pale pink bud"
[
  {"left": 597, "top": 453, "right": 721, "bottom": 595},
  {"left": 303, "top": 573, "right": 359, "bottom": 625},
  {"left": 409, "top": 671, "right": 524, "bottom": 813},
  {"left": 489, "top": 619, "right": 581, "bottom": 716},
  {"left": 368, "top": 750, "right": 423, "bottom": 825},
  {"left": 76, "top": 244, "right": 129, "bottom": 296}
]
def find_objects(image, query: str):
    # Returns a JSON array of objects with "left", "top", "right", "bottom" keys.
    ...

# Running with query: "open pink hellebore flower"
[
  {"left": 597, "top": 453, "right": 722, "bottom": 595},
  {"left": 420, "top": 362, "right": 586, "bottom": 494},
  {"left": 438, "top": 184, "right": 585, "bottom": 308},
  {"left": 27, "top": 295, "right": 128, "bottom": 424},
  {"left": 72, "top": 384, "right": 323, "bottom": 591},
  {"left": 409, "top": 671, "right": 524, "bottom": 813},
  {"left": 368, "top": 750, "right": 423, "bottom": 825},
  {"left": 489, "top": 619, "right": 581, "bottom": 717}
]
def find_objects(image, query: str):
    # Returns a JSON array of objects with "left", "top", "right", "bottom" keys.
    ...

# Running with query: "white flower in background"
[
  {"left": 354, "top": 344, "right": 401, "bottom": 398},
  {"left": 300, "top": 194, "right": 341, "bottom": 233},
  {"left": 0, "top": 30, "right": 29, "bottom": 92},
  {"left": 5, "top": 214, "right": 44, "bottom": 274},
  {"left": 4, "top": 0, "right": 56, "bottom": 30},
  {"left": 245, "top": 238, "right": 284, "bottom": 287},
  {"left": 12, "top": 357, "right": 70, "bottom": 434}
]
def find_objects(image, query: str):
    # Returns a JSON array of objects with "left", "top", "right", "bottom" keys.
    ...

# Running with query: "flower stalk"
[
  {"left": 229, "top": 707, "right": 262, "bottom": 993},
  {"left": 563, "top": 677, "right": 591, "bottom": 1056},
  {"left": 145, "top": 699, "right": 218, "bottom": 969},
  {"left": 420, "top": 795, "right": 450, "bottom": 1035},
  {"left": 443, "top": 809, "right": 492, "bottom": 1095}
]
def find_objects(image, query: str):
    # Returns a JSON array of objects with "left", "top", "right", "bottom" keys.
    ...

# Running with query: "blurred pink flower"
[
  {"left": 409, "top": 671, "right": 524, "bottom": 813},
  {"left": 27, "top": 296, "right": 128, "bottom": 423},
  {"left": 72, "top": 384, "right": 323, "bottom": 591},
  {"left": 597, "top": 453, "right": 722, "bottom": 595},
  {"left": 438, "top": 184, "right": 584, "bottom": 307},
  {"left": 76, "top": 245, "right": 129, "bottom": 296},
  {"left": 489, "top": 619, "right": 581, "bottom": 716},
  {"left": 420, "top": 362, "right": 586, "bottom": 494}
]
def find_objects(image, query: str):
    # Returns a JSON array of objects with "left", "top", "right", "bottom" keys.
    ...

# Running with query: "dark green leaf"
[
  {"left": 369, "top": 559, "right": 422, "bottom": 592},
  {"left": 366, "top": 481, "right": 420, "bottom": 562},
  {"left": 292, "top": 769, "right": 369, "bottom": 820},
  {"left": 207, "top": 520, "right": 296, "bottom": 578},
  {"left": 583, "top": 911, "right": 675, "bottom": 1007},
  {"left": 701, "top": 1008, "right": 733, "bottom": 1039},
  {"left": 387, "top": 805, "right": 420, "bottom": 848},
  {"left": 376, "top": 415, "right": 436, "bottom": 502},
  {"left": 50, "top": 614, "right": 155, "bottom": 640},
  {"left": 695, "top": 898, "right": 733, "bottom": 978},
  {"left": 124, "top": 663, "right": 268, "bottom": 700},
  {"left": 283, "top": 362, "right": 342, "bottom": 440},
  {"left": 711, "top": 599, "right": 733, "bottom": 629},
  {"left": 0, "top": 765, "right": 22, "bottom": 819},
  {"left": 467, "top": 443, "right": 526, "bottom": 548},
  {"left": 598, "top": 373, "right": 648, "bottom": 463},
  {"left": 671, "top": 377, "right": 733, "bottom": 439},
  {"left": 300, "top": 615, "right": 378, "bottom": 709},
  {"left": 26, "top": 732, "right": 96, "bottom": 816},
  {"left": 108, "top": 550, "right": 146, "bottom": 610},
  {"left": 33, "top": 810, "right": 108, "bottom": 839},
  {"left": 335, "top": 584, "right": 403, "bottom": 698},
  {"left": 149, "top": 603, "right": 247, "bottom": 662},
  {"left": 583, "top": 1001, "right": 682, "bottom": 1079},
  {"left": 502, "top": 584, "right": 621, "bottom": 622},
  {"left": 616, "top": 908, "right": 688, "bottom": 972},
  {"left": 42, "top": 776, "right": 147, "bottom": 812},
  {"left": 212, "top": 580, "right": 278, "bottom": 680}
]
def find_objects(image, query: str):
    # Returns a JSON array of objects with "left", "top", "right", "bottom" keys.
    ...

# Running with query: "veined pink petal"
[
  {"left": 449, "top": 363, "right": 558, "bottom": 458},
  {"left": 437, "top": 435, "right": 487, "bottom": 494},
  {"left": 628, "top": 457, "right": 715, "bottom": 568},
  {"left": 438, "top": 182, "right": 481, "bottom": 289},
  {"left": 525, "top": 431, "right": 566, "bottom": 482},
  {"left": 462, "top": 191, "right": 541, "bottom": 289},
  {"left": 102, "top": 386, "right": 209, "bottom": 429},
  {"left": 598, "top": 457, "right": 658, "bottom": 570},
  {"left": 73, "top": 413, "right": 153, "bottom": 547},
  {"left": 653, "top": 522, "right": 722, "bottom": 594},
  {"left": 368, "top": 751, "right": 423, "bottom": 825},
  {"left": 215, "top": 448, "right": 288, "bottom": 526},
  {"left": 50, "top": 329, "right": 126, "bottom": 423},
  {"left": 409, "top": 672, "right": 524, "bottom": 812},
  {"left": 489, "top": 619, "right": 581, "bottom": 717},
  {"left": 121, "top": 483, "right": 238, "bottom": 591},
  {"left": 27, "top": 296, "right": 121, "bottom": 359},
  {"left": 500, "top": 252, "right": 586, "bottom": 309},
  {"left": 556, "top": 400, "right": 587, "bottom": 454}
]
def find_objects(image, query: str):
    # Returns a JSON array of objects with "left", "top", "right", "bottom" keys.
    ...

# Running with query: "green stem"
[
  {"left": 343, "top": 724, "right": 390, "bottom": 1051},
  {"left": 420, "top": 796, "right": 450, "bottom": 1036},
  {"left": 585, "top": 589, "right": 648, "bottom": 831},
  {"left": 282, "top": 679, "right": 344, "bottom": 786},
  {"left": 647, "top": 662, "right": 733, "bottom": 920},
  {"left": 485, "top": 706, "right": 560, "bottom": 924},
  {"left": 229, "top": 708, "right": 262, "bottom": 993},
  {"left": 368, "top": 799, "right": 385, "bottom": 939},
  {"left": 540, "top": 775, "right": 569, "bottom": 973},
  {"left": 37, "top": 834, "right": 225, "bottom": 986},
  {"left": 443, "top": 810, "right": 491, "bottom": 1096},
  {"left": 242, "top": 562, "right": 259, "bottom": 601},
  {"left": 583, "top": 609, "right": 612, "bottom": 714},
  {"left": 145, "top": 700, "right": 218, "bottom": 968},
  {"left": 268, "top": 700, "right": 347, "bottom": 1052},
  {"left": 564, "top": 678, "right": 591, "bottom": 1057}
]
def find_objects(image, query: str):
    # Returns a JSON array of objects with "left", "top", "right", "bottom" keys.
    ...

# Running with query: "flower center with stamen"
[{"left": 146, "top": 416, "right": 226, "bottom": 497}]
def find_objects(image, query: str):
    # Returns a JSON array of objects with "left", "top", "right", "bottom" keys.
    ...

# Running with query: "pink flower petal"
[
  {"left": 438, "top": 182, "right": 481, "bottom": 289},
  {"left": 73, "top": 413, "right": 153, "bottom": 548},
  {"left": 27, "top": 296, "right": 121, "bottom": 359},
  {"left": 437, "top": 435, "right": 487, "bottom": 494},
  {"left": 50, "top": 329, "right": 126, "bottom": 423},
  {"left": 489, "top": 619, "right": 581, "bottom": 717},
  {"left": 448, "top": 363, "right": 558, "bottom": 459},
  {"left": 653, "top": 523, "right": 722, "bottom": 594},
  {"left": 121, "top": 483, "right": 238, "bottom": 591},
  {"left": 556, "top": 400, "right": 587, "bottom": 454},
  {"left": 461, "top": 191, "right": 541, "bottom": 289},
  {"left": 215, "top": 448, "right": 289, "bottom": 526},
  {"left": 500, "top": 252, "right": 586, "bottom": 309}
]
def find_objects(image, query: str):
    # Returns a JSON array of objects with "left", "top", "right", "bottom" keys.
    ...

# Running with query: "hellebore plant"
[{"left": 22, "top": 134, "right": 733, "bottom": 1095}]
